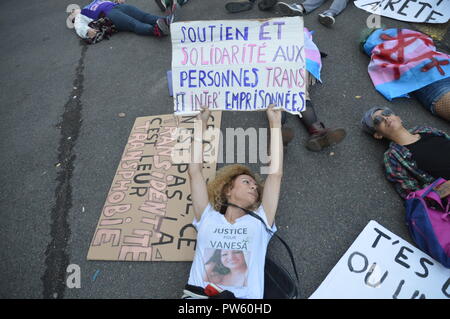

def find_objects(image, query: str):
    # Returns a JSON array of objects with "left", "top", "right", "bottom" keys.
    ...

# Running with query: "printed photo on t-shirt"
[{"left": 202, "top": 248, "right": 250, "bottom": 288}]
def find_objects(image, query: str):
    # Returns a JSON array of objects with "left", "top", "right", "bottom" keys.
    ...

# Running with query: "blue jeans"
[
  {"left": 300, "top": 0, "right": 348, "bottom": 16},
  {"left": 413, "top": 77, "right": 450, "bottom": 114},
  {"left": 106, "top": 4, "right": 162, "bottom": 36}
]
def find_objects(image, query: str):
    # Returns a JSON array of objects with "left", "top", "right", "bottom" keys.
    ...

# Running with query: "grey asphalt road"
[{"left": 0, "top": 0, "right": 448, "bottom": 299}]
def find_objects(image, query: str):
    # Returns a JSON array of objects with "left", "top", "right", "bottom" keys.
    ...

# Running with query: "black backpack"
[
  {"left": 226, "top": 203, "right": 299, "bottom": 299},
  {"left": 84, "top": 16, "right": 118, "bottom": 45}
]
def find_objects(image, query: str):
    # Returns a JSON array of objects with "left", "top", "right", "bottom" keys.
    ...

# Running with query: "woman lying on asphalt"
[
  {"left": 182, "top": 105, "right": 284, "bottom": 299},
  {"left": 67, "top": 0, "right": 178, "bottom": 41},
  {"left": 361, "top": 106, "right": 450, "bottom": 200}
]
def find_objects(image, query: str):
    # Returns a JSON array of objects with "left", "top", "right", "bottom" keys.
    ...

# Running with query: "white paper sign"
[
  {"left": 354, "top": 0, "right": 450, "bottom": 23},
  {"left": 171, "top": 17, "right": 306, "bottom": 115},
  {"left": 310, "top": 220, "right": 450, "bottom": 299}
]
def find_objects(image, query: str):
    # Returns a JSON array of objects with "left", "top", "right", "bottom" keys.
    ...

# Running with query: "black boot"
[
  {"left": 305, "top": 122, "right": 346, "bottom": 152},
  {"left": 257, "top": 0, "right": 277, "bottom": 11},
  {"left": 299, "top": 100, "right": 346, "bottom": 151},
  {"left": 225, "top": 0, "right": 255, "bottom": 13}
]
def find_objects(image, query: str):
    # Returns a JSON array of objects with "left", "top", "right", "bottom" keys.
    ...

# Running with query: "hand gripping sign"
[{"left": 171, "top": 17, "right": 306, "bottom": 116}]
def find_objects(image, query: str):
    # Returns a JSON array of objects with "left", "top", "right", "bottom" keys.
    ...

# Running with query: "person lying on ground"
[
  {"left": 361, "top": 28, "right": 450, "bottom": 122},
  {"left": 183, "top": 105, "right": 284, "bottom": 299},
  {"left": 67, "top": 0, "right": 178, "bottom": 40},
  {"left": 361, "top": 106, "right": 450, "bottom": 200},
  {"left": 267, "top": 0, "right": 348, "bottom": 27},
  {"left": 225, "top": 0, "right": 349, "bottom": 27},
  {"left": 284, "top": 70, "right": 346, "bottom": 152},
  {"left": 280, "top": 28, "right": 346, "bottom": 152}
]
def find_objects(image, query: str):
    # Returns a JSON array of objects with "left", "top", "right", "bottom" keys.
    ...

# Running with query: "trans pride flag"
[
  {"left": 304, "top": 28, "right": 322, "bottom": 82},
  {"left": 363, "top": 28, "right": 450, "bottom": 100}
]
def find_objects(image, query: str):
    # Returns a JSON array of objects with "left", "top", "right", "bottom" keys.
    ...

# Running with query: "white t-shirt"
[{"left": 187, "top": 204, "right": 276, "bottom": 299}]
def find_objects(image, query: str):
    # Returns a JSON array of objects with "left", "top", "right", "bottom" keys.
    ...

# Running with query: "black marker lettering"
[
  {"left": 395, "top": 246, "right": 413, "bottom": 269},
  {"left": 384, "top": 0, "right": 402, "bottom": 11},
  {"left": 425, "top": 10, "right": 443, "bottom": 23},
  {"left": 415, "top": 2, "right": 431, "bottom": 18},
  {"left": 393, "top": 280, "right": 405, "bottom": 299},
  {"left": 348, "top": 252, "right": 369, "bottom": 273},
  {"left": 372, "top": 227, "right": 392, "bottom": 248},
  {"left": 398, "top": 0, "right": 417, "bottom": 16},
  {"left": 411, "top": 290, "right": 426, "bottom": 299},
  {"left": 133, "top": 173, "right": 151, "bottom": 184},
  {"left": 442, "top": 277, "right": 450, "bottom": 298},
  {"left": 166, "top": 189, "right": 183, "bottom": 200},
  {"left": 415, "top": 258, "right": 434, "bottom": 278}
]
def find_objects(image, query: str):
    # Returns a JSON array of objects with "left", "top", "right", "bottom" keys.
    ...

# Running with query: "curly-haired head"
[{"left": 207, "top": 164, "right": 264, "bottom": 212}]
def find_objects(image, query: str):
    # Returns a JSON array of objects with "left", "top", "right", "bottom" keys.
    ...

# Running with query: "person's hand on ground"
[{"left": 87, "top": 28, "right": 98, "bottom": 39}]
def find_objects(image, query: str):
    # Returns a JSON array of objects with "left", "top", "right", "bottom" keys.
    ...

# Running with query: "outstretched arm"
[
  {"left": 188, "top": 107, "right": 211, "bottom": 221},
  {"left": 261, "top": 105, "right": 284, "bottom": 227}
]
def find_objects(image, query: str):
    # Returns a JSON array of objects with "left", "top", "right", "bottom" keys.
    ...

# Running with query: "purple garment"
[{"left": 81, "top": 0, "right": 117, "bottom": 20}]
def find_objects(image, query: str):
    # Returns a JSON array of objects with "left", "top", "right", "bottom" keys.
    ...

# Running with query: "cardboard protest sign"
[
  {"left": 171, "top": 17, "right": 306, "bottom": 116},
  {"left": 87, "top": 112, "right": 222, "bottom": 261},
  {"left": 310, "top": 220, "right": 450, "bottom": 299},
  {"left": 354, "top": 0, "right": 450, "bottom": 23}
]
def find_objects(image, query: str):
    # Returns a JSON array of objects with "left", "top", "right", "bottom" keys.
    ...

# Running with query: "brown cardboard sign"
[{"left": 87, "top": 112, "right": 222, "bottom": 261}]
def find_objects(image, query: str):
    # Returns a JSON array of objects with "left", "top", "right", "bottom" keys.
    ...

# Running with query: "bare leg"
[{"left": 435, "top": 92, "right": 450, "bottom": 121}]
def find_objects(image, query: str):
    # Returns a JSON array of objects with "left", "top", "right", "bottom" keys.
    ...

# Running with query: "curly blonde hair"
[{"left": 207, "top": 164, "right": 264, "bottom": 212}]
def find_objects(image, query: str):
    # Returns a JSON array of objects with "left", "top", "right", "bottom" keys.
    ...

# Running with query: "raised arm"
[
  {"left": 188, "top": 107, "right": 211, "bottom": 221},
  {"left": 261, "top": 105, "right": 284, "bottom": 227}
]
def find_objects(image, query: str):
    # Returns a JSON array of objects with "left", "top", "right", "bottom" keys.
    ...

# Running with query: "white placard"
[
  {"left": 171, "top": 17, "right": 306, "bottom": 115},
  {"left": 354, "top": 0, "right": 450, "bottom": 23},
  {"left": 310, "top": 220, "right": 450, "bottom": 299}
]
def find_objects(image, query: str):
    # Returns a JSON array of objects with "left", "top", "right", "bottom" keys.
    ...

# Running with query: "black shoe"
[
  {"left": 257, "top": 0, "right": 277, "bottom": 11},
  {"left": 155, "top": 0, "right": 170, "bottom": 11},
  {"left": 225, "top": 1, "right": 254, "bottom": 13}
]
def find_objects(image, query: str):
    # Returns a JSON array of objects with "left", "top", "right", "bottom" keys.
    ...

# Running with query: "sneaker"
[
  {"left": 257, "top": 0, "right": 277, "bottom": 11},
  {"left": 225, "top": 0, "right": 254, "bottom": 13},
  {"left": 318, "top": 12, "right": 335, "bottom": 27},
  {"left": 274, "top": 2, "right": 304, "bottom": 16},
  {"left": 154, "top": 18, "right": 170, "bottom": 37},
  {"left": 155, "top": 0, "right": 171, "bottom": 11},
  {"left": 165, "top": 2, "right": 179, "bottom": 24}
]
